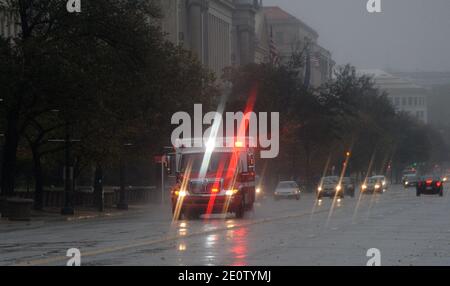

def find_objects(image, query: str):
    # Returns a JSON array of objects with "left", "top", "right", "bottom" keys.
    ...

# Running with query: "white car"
[{"left": 274, "top": 181, "right": 301, "bottom": 200}]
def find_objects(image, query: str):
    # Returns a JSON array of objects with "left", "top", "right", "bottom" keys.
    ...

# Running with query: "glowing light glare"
[
  {"left": 318, "top": 187, "right": 322, "bottom": 192},
  {"left": 375, "top": 184, "right": 381, "bottom": 189},
  {"left": 256, "top": 188, "right": 261, "bottom": 194},
  {"left": 336, "top": 185, "right": 342, "bottom": 191},
  {"left": 226, "top": 189, "right": 238, "bottom": 196},
  {"left": 180, "top": 222, "right": 187, "bottom": 228},
  {"left": 211, "top": 188, "right": 219, "bottom": 194},
  {"left": 362, "top": 185, "right": 367, "bottom": 190},
  {"left": 235, "top": 141, "right": 244, "bottom": 148},
  {"left": 178, "top": 243, "right": 187, "bottom": 251},
  {"left": 179, "top": 190, "right": 187, "bottom": 197},
  {"left": 206, "top": 139, "right": 216, "bottom": 150}
]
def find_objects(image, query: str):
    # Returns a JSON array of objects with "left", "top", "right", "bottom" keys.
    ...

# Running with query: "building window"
[
  {"left": 408, "top": 97, "right": 413, "bottom": 106},
  {"left": 414, "top": 97, "right": 418, "bottom": 106},
  {"left": 394, "top": 97, "right": 400, "bottom": 106},
  {"left": 402, "top": 97, "right": 407, "bottom": 106}
]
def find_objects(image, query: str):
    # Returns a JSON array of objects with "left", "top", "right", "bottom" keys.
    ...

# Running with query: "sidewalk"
[{"left": 0, "top": 204, "right": 156, "bottom": 230}]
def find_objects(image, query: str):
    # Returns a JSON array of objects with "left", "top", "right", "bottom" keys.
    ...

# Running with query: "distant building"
[
  {"left": 160, "top": 0, "right": 270, "bottom": 77},
  {"left": 0, "top": 3, "right": 20, "bottom": 38},
  {"left": 263, "top": 6, "right": 334, "bottom": 87},
  {"left": 359, "top": 69, "right": 429, "bottom": 124}
]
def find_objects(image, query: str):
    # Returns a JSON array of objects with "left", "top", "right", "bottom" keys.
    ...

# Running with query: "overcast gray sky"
[{"left": 264, "top": 0, "right": 450, "bottom": 72}]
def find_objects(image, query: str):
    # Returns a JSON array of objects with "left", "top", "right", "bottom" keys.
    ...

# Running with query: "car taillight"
[
  {"left": 426, "top": 179, "right": 433, "bottom": 185},
  {"left": 436, "top": 181, "right": 442, "bottom": 187}
]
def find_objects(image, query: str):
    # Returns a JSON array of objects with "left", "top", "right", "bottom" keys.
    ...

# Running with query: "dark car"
[
  {"left": 416, "top": 176, "right": 444, "bottom": 197},
  {"left": 342, "top": 177, "right": 355, "bottom": 198},
  {"left": 317, "top": 176, "right": 344, "bottom": 199},
  {"left": 402, "top": 174, "right": 418, "bottom": 188}
]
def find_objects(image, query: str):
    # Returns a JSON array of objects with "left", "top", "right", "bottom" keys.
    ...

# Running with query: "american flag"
[
  {"left": 310, "top": 53, "right": 320, "bottom": 68},
  {"left": 269, "top": 26, "right": 280, "bottom": 66}
]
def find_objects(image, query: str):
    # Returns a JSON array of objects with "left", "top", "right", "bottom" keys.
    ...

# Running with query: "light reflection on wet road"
[{"left": 3, "top": 184, "right": 450, "bottom": 266}]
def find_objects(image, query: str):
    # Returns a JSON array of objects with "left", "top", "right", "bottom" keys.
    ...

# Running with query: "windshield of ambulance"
[{"left": 180, "top": 152, "right": 240, "bottom": 174}]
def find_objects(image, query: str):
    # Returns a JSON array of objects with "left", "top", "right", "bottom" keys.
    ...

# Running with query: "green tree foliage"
[{"left": 0, "top": 0, "right": 216, "bottom": 207}]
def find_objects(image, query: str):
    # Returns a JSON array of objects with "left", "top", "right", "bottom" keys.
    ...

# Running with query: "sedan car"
[
  {"left": 361, "top": 176, "right": 387, "bottom": 194},
  {"left": 317, "top": 176, "right": 344, "bottom": 199},
  {"left": 416, "top": 175, "right": 443, "bottom": 197},
  {"left": 342, "top": 177, "right": 355, "bottom": 198},
  {"left": 403, "top": 174, "right": 418, "bottom": 188},
  {"left": 274, "top": 181, "right": 301, "bottom": 200}
]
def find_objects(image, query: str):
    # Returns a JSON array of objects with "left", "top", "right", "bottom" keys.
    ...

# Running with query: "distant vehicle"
[
  {"left": 255, "top": 175, "right": 264, "bottom": 201},
  {"left": 274, "top": 181, "right": 301, "bottom": 200},
  {"left": 402, "top": 174, "right": 419, "bottom": 188},
  {"left": 317, "top": 176, "right": 344, "bottom": 199},
  {"left": 342, "top": 177, "right": 355, "bottom": 198},
  {"left": 416, "top": 175, "right": 443, "bottom": 197},
  {"left": 361, "top": 176, "right": 387, "bottom": 194}
]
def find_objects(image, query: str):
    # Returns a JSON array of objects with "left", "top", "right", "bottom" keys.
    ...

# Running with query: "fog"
[{"left": 264, "top": 0, "right": 450, "bottom": 72}]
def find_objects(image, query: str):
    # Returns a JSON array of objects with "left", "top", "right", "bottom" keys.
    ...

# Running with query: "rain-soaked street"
[{"left": 2, "top": 184, "right": 450, "bottom": 266}]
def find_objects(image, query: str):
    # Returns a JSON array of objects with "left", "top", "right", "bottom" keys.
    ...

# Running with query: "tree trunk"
[
  {"left": 304, "top": 141, "right": 312, "bottom": 192},
  {"left": 1, "top": 109, "right": 21, "bottom": 197},
  {"left": 31, "top": 148, "right": 44, "bottom": 210}
]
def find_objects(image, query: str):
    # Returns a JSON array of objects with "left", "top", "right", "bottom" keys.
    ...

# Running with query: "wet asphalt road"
[{"left": 2, "top": 184, "right": 450, "bottom": 266}]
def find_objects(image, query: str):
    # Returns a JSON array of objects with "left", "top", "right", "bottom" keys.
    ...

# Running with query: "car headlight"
[
  {"left": 375, "top": 184, "right": 380, "bottom": 189},
  {"left": 178, "top": 190, "right": 188, "bottom": 197},
  {"left": 362, "top": 185, "right": 367, "bottom": 190},
  {"left": 226, "top": 189, "right": 239, "bottom": 196}
]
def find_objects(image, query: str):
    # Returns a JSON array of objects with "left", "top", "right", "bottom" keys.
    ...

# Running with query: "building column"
[{"left": 188, "top": 0, "right": 208, "bottom": 64}]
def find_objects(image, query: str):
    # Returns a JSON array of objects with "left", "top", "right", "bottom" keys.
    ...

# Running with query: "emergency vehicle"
[{"left": 168, "top": 137, "right": 256, "bottom": 220}]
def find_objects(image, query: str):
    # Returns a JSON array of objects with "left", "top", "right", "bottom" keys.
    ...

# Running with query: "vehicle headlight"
[
  {"left": 375, "top": 184, "right": 380, "bottom": 189},
  {"left": 178, "top": 190, "right": 188, "bottom": 197},
  {"left": 444, "top": 178, "right": 447, "bottom": 182},
  {"left": 405, "top": 181, "right": 409, "bottom": 185},
  {"left": 336, "top": 185, "right": 342, "bottom": 191},
  {"left": 226, "top": 189, "right": 238, "bottom": 196},
  {"left": 362, "top": 185, "right": 367, "bottom": 190}
]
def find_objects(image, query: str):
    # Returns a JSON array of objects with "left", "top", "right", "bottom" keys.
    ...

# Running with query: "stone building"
[
  {"left": 359, "top": 69, "right": 429, "bottom": 124},
  {"left": 0, "top": 3, "right": 19, "bottom": 38},
  {"left": 160, "top": 0, "right": 271, "bottom": 77},
  {"left": 263, "top": 6, "right": 334, "bottom": 87}
]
